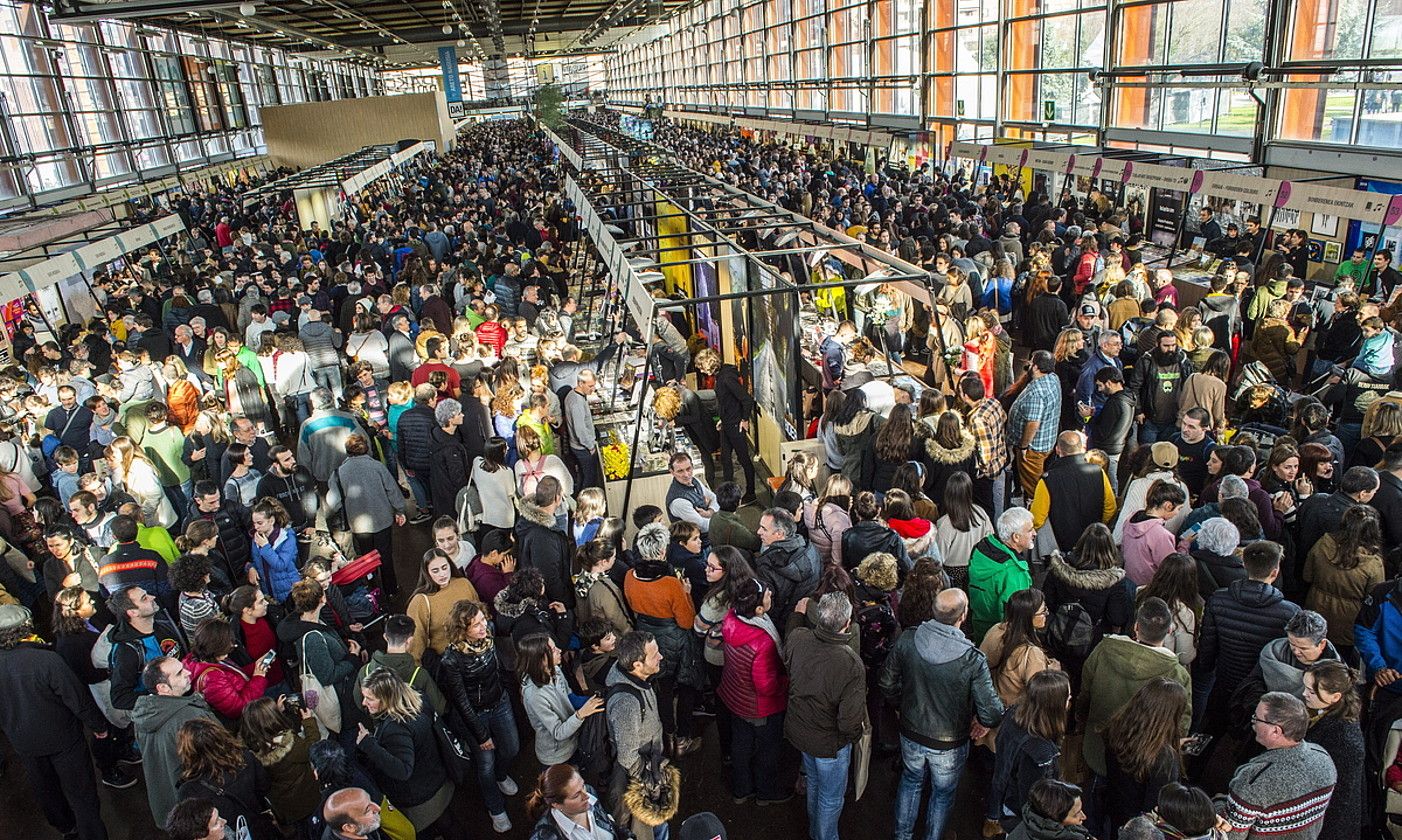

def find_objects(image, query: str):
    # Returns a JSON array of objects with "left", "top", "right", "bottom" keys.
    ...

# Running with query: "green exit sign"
[{"left": 1043, "top": 100, "right": 1056, "bottom": 121}]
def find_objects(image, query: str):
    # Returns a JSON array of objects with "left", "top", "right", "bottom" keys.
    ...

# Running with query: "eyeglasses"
[{"left": 1250, "top": 715, "right": 1278, "bottom": 728}]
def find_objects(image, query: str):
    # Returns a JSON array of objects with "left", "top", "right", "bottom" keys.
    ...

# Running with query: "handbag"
[
  {"left": 378, "top": 797, "right": 416, "bottom": 840},
  {"left": 299, "top": 631, "right": 343, "bottom": 734},
  {"left": 429, "top": 708, "right": 474, "bottom": 784},
  {"left": 456, "top": 457, "right": 484, "bottom": 533}
]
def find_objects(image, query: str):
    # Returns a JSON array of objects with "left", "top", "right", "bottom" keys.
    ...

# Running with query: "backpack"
[
  {"left": 1046, "top": 601, "right": 1096, "bottom": 662},
  {"left": 854, "top": 598, "right": 898, "bottom": 670},
  {"left": 574, "top": 704, "right": 616, "bottom": 780}
]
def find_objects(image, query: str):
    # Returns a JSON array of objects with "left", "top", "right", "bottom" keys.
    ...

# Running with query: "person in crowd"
[
  {"left": 968, "top": 507, "right": 1036, "bottom": 642},
  {"left": 276, "top": 579, "right": 361, "bottom": 733},
  {"left": 708, "top": 481, "right": 762, "bottom": 555},
  {"left": 575, "top": 539, "right": 632, "bottom": 636},
  {"left": 239, "top": 696, "right": 321, "bottom": 833},
  {"left": 406, "top": 547, "right": 481, "bottom": 665},
  {"left": 1220, "top": 692, "right": 1336, "bottom": 839},
  {"left": 935, "top": 472, "right": 994, "bottom": 592},
  {"left": 107, "top": 584, "right": 186, "bottom": 711},
  {"left": 355, "top": 668, "right": 458, "bottom": 835},
  {"left": 625, "top": 521, "right": 702, "bottom": 756},
  {"left": 327, "top": 434, "right": 405, "bottom": 598},
  {"left": 605, "top": 630, "right": 670, "bottom": 840},
  {"left": 880, "top": 588, "right": 1004, "bottom": 840},
  {"left": 841, "top": 490, "right": 910, "bottom": 575},
  {"left": 1301, "top": 660, "right": 1364, "bottom": 838},
  {"left": 987, "top": 670, "right": 1071, "bottom": 835},
  {"left": 353, "top": 613, "right": 446, "bottom": 716},
  {"left": 519, "top": 633, "right": 606, "bottom": 767},
  {"left": 979, "top": 588, "right": 1060, "bottom": 710},
  {"left": 525, "top": 763, "right": 626, "bottom": 840},
  {"left": 1029, "top": 430, "right": 1116, "bottom": 553},
  {"left": 1102, "top": 678, "right": 1190, "bottom": 836},
  {"left": 183, "top": 618, "right": 270, "bottom": 722},
  {"left": 719, "top": 576, "right": 789, "bottom": 805},
  {"left": 516, "top": 475, "right": 576, "bottom": 609},
  {"left": 1121, "top": 480, "right": 1188, "bottom": 586},
  {"left": 0, "top": 603, "right": 114, "bottom": 840},
  {"left": 436, "top": 599, "right": 520, "bottom": 832},
  {"left": 1077, "top": 597, "right": 1191, "bottom": 779},
  {"left": 1007, "top": 351, "right": 1062, "bottom": 499},
  {"left": 174, "top": 717, "right": 276, "bottom": 838}
]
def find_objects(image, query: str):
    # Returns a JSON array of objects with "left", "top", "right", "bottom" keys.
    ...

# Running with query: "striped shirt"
[{"left": 1222, "top": 742, "right": 1336, "bottom": 839}]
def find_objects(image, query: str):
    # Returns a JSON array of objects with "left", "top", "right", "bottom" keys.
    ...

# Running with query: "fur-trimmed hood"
[
  {"left": 926, "top": 432, "right": 976, "bottom": 464},
  {"left": 494, "top": 588, "right": 541, "bottom": 619},
  {"left": 1048, "top": 551, "right": 1126, "bottom": 590},
  {"left": 517, "top": 497, "right": 556, "bottom": 528},
  {"left": 251, "top": 731, "right": 296, "bottom": 766}
]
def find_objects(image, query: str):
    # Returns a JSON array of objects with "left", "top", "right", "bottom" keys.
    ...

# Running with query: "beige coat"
[
  {"left": 979, "top": 622, "right": 1061, "bottom": 707},
  {"left": 1304, "top": 534, "right": 1385, "bottom": 647},
  {"left": 407, "top": 577, "right": 480, "bottom": 662}
]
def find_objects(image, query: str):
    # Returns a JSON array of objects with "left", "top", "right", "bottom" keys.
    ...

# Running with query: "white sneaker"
[
  {"left": 497, "top": 775, "right": 518, "bottom": 795},
  {"left": 491, "top": 813, "right": 512, "bottom": 833}
]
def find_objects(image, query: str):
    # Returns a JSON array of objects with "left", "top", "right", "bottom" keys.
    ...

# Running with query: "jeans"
[
  {"left": 468, "top": 697, "right": 520, "bottom": 816},
  {"left": 894, "top": 737, "right": 968, "bottom": 840},
  {"left": 803, "top": 746, "right": 851, "bottom": 840},
  {"left": 1104, "top": 453, "right": 1121, "bottom": 495},
  {"left": 1337, "top": 422, "right": 1363, "bottom": 461},
  {"left": 731, "top": 712, "right": 785, "bottom": 800},
  {"left": 572, "top": 447, "right": 601, "bottom": 490},
  {"left": 404, "top": 471, "right": 431, "bottom": 513},
  {"left": 311, "top": 366, "right": 342, "bottom": 401}
]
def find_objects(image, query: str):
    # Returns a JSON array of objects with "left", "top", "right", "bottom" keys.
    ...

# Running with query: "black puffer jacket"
[
  {"left": 358, "top": 707, "right": 450, "bottom": 808},
  {"left": 394, "top": 405, "right": 437, "bottom": 474},
  {"left": 840, "top": 520, "right": 911, "bottom": 574},
  {"left": 1196, "top": 578, "right": 1299, "bottom": 689},
  {"left": 1040, "top": 553, "right": 1135, "bottom": 639},
  {"left": 436, "top": 641, "right": 504, "bottom": 743},
  {"left": 428, "top": 425, "right": 471, "bottom": 521}
]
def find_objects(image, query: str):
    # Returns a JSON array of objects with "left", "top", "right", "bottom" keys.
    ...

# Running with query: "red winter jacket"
[
  {"left": 184, "top": 656, "right": 268, "bottom": 721},
  {"left": 718, "top": 611, "right": 788, "bottom": 719}
]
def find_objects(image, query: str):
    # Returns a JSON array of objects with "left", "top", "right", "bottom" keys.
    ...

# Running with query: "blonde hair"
[
  {"left": 694, "top": 348, "right": 721, "bottom": 374},
  {"left": 576, "top": 487, "right": 606, "bottom": 521},
  {"left": 386, "top": 381, "right": 414, "bottom": 405},
  {"left": 652, "top": 386, "right": 682, "bottom": 421},
  {"left": 856, "top": 552, "right": 899, "bottom": 592},
  {"left": 362, "top": 668, "right": 424, "bottom": 723}
]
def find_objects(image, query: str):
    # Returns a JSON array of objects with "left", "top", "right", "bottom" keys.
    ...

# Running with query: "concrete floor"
[{"left": 0, "top": 491, "right": 999, "bottom": 840}]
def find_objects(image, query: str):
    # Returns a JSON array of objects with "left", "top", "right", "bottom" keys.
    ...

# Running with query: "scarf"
[
  {"left": 574, "top": 570, "right": 604, "bottom": 601},
  {"left": 737, "top": 612, "right": 783, "bottom": 656},
  {"left": 459, "top": 635, "right": 494, "bottom": 656}
]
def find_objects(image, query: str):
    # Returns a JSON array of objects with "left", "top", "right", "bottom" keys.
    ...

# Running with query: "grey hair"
[
  {"left": 996, "top": 506, "right": 1033, "bottom": 544},
  {"left": 634, "top": 522, "right": 670, "bottom": 562},
  {"left": 1218, "top": 474, "right": 1249, "bottom": 501},
  {"left": 761, "top": 508, "right": 797, "bottom": 540},
  {"left": 1097, "top": 330, "right": 1122, "bottom": 349},
  {"left": 1116, "top": 817, "right": 1166, "bottom": 840},
  {"left": 811, "top": 592, "right": 853, "bottom": 633},
  {"left": 1195, "top": 517, "right": 1240, "bottom": 556},
  {"left": 1285, "top": 610, "right": 1328, "bottom": 645},
  {"left": 308, "top": 387, "right": 334, "bottom": 411},
  {"left": 1258, "top": 691, "right": 1309, "bottom": 741},
  {"left": 434, "top": 398, "right": 463, "bottom": 427}
]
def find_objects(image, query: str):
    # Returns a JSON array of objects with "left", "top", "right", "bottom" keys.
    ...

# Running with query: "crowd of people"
[{"left": 0, "top": 111, "right": 1400, "bottom": 840}]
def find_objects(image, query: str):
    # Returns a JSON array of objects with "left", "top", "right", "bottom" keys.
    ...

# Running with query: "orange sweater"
[{"left": 624, "top": 571, "right": 695, "bottom": 628}]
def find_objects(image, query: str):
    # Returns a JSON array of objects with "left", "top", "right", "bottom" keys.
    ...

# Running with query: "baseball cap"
[{"left": 1150, "top": 441, "right": 1179, "bottom": 470}]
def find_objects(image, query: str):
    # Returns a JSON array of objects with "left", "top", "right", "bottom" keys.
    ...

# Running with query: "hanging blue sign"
[{"left": 438, "top": 45, "right": 462, "bottom": 103}]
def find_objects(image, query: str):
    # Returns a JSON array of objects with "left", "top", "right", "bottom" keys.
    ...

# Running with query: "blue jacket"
[
  {"left": 249, "top": 527, "right": 300, "bottom": 603},
  {"left": 1075, "top": 349, "right": 1124, "bottom": 415},
  {"left": 1357, "top": 578, "right": 1402, "bottom": 695}
]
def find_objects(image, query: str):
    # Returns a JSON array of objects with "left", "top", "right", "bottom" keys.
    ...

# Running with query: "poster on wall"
[
  {"left": 748, "top": 263, "right": 798, "bottom": 440},
  {"left": 1346, "top": 178, "right": 1402, "bottom": 267},
  {"left": 1149, "top": 189, "right": 1184, "bottom": 248},
  {"left": 693, "top": 260, "right": 722, "bottom": 351}
]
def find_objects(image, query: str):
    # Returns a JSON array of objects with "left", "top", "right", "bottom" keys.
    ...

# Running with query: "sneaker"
[
  {"left": 118, "top": 746, "right": 143, "bottom": 765},
  {"left": 757, "top": 794, "right": 794, "bottom": 806},
  {"left": 497, "top": 776, "right": 518, "bottom": 796},
  {"left": 672, "top": 736, "right": 702, "bottom": 758},
  {"left": 740, "top": 492, "right": 758, "bottom": 506},
  {"left": 407, "top": 511, "right": 433, "bottom": 525},
  {"left": 101, "top": 767, "right": 138, "bottom": 789},
  {"left": 732, "top": 793, "right": 754, "bottom": 804},
  {"left": 490, "top": 813, "right": 512, "bottom": 833}
]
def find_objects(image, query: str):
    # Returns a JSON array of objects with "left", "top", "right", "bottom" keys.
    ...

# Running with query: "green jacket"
[
  {"left": 1246, "top": 279, "right": 1287, "bottom": 325},
  {"left": 709, "top": 510, "right": 761, "bottom": 554},
  {"left": 968, "top": 535, "right": 1032, "bottom": 643},
  {"left": 1075, "top": 634, "right": 1192, "bottom": 776},
  {"left": 137, "top": 523, "right": 179, "bottom": 563},
  {"left": 352, "top": 650, "right": 447, "bottom": 718}
]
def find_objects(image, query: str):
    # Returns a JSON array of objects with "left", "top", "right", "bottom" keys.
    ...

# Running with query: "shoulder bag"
[{"left": 299, "top": 630, "right": 343, "bottom": 734}]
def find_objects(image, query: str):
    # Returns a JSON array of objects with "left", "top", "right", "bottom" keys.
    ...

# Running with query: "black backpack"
[
  {"left": 854, "top": 598, "right": 898, "bottom": 670},
  {"left": 1046, "top": 601, "right": 1096, "bottom": 662}
]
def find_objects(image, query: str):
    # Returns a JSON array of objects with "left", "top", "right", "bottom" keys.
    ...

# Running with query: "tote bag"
[{"left": 299, "top": 631, "right": 343, "bottom": 734}]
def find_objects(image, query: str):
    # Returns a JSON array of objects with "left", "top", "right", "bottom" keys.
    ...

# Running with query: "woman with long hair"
[
  {"left": 466, "top": 436, "right": 517, "bottom": 544},
  {"left": 514, "top": 424, "right": 573, "bottom": 500},
  {"left": 1102, "top": 678, "right": 1189, "bottom": 832},
  {"left": 924, "top": 410, "right": 977, "bottom": 505},
  {"left": 719, "top": 577, "right": 789, "bottom": 806},
  {"left": 1304, "top": 661, "right": 1364, "bottom": 837},
  {"left": 987, "top": 670, "right": 1071, "bottom": 834},
  {"left": 805, "top": 473, "right": 853, "bottom": 568},
  {"left": 40, "top": 524, "right": 104, "bottom": 605},
  {"left": 962, "top": 315, "right": 996, "bottom": 397},
  {"left": 1305, "top": 505, "right": 1385, "bottom": 666},
  {"left": 406, "top": 547, "right": 481, "bottom": 666},
  {"left": 778, "top": 450, "right": 820, "bottom": 507},
  {"left": 1053, "top": 328, "right": 1087, "bottom": 429},
  {"left": 517, "top": 634, "right": 606, "bottom": 767},
  {"left": 830, "top": 388, "right": 882, "bottom": 490},
  {"left": 356, "top": 668, "right": 459, "bottom": 834},
  {"left": 1136, "top": 552, "right": 1203, "bottom": 667},
  {"left": 816, "top": 389, "right": 847, "bottom": 474},
  {"left": 935, "top": 472, "right": 994, "bottom": 592},
  {"left": 897, "top": 555, "right": 947, "bottom": 628},
  {"left": 346, "top": 309, "right": 390, "bottom": 379},
  {"left": 217, "top": 349, "right": 274, "bottom": 433},
  {"left": 175, "top": 717, "right": 276, "bottom": 839},
  {"left": 871, "top": 403, "right": 923, "bottom": 498},
  {"left": 239, "top": 696, "right": 321, "bottom": 833},
  {"left": 883, "top": 489, "right": 939, "bottom": 563},
  {"left": 1040, "top": 523, "right": 1134, "bottom": 684},
  {"left": 574, "top": 540, "right": 632, "bottom": 636},
  {"left": 51, "top": 585, "right": 130, "bottom": 787},
  {"left": 524, "top": 763, "right": 624, "bottom": 839},
  {"left": 980, "top": 589, "right": 1060, "bottom": 708},
  {"left": 435, "top": 599, "right": 519, "bottom": 832},
  {"left": 105, "top": 436, "right": 176, "bottom": 528},
  {"left": 183, "top": 618, "right": 271, "bottom": 721},
  {"left": 492, "top": 383, "right": 524, "bottom": 465},
  {"left": 1353, "top": 400, "right": 1402, "bottom": 469}
]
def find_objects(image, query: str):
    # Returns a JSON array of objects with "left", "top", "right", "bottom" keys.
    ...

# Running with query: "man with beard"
[{"left": 1130, "top": 330, "right": 1195, "bottom": 444}]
